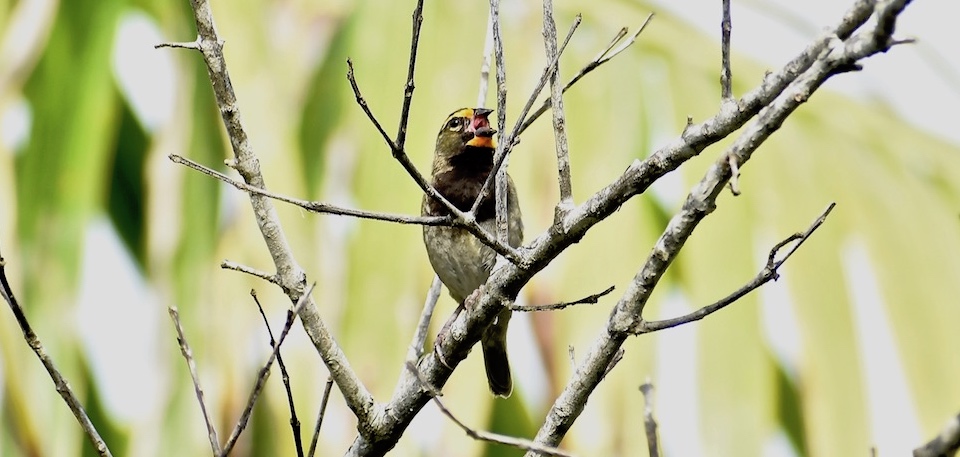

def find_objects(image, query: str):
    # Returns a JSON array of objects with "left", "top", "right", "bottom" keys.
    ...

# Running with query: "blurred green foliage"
[{"left": 0, "top": 0, "right": 958, "bottom": 456}]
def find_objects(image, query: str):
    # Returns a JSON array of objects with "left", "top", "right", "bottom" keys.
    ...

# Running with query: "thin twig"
[
  {"left": 405, "top": 363, "right": 578, "bottom": 457},
  {"left": 154, "top": 40, "right": 200, "bottom": 50},
  {"left": 477, "top": 13, "right": 495, "bottom": 107},
  {"left": 488, "top": 0, "right": 511, "bottom": 249},
  {"left": 517, "top": 13, "right": 654, "bottom": 136},
  {"left": 470, "top": 14, "right": 582, "bottom": 219},
  {"left": 345, "top": 60, "right": 464, "bottom": 226},
  {"left": 0, "top": 249, "right": 114, "bottom": 457},
  {"left": 347, "top": 0, "right": 912, "bottom": 453},
  {"left": 169, "top": 0, "right": 373, "bottom": 435},
  {"left": 635, "top": 203, "right": 835, "bottom": 333},
  {"left": 171, "top": 154, "right": 450, "bottom": 227},
  {"left": 308, "top": 377, "right": 336, "bottom": 457},
  {"left": 913, "top": 411, "right": 960, "bottom": 457},
  {"left": 221, "top": 260, "right": 279, "bottom": 284},
  {"left": 510, "top": 285, "right": 614, "bottom": 312},
  {"left": 343, "top": 63, "right": 528, "bottom": 266},
  {"left": 542, "top": 0, "right": 574, "bottom": 214},
  {"left": 639, "top": 381, "right": 661, "bottom": 457},
  {"left": 407, "top": 275, "right": 444, "bottom": 362},
  {"left": 169, "top": 306, "right": 221, "bottom": 456},
  {"left": 526, "top": 1, "right": 911, "bottom": 448},
  {"left": 720, "top": 0, "right": 733, "bottom": 100},
  {"left": 395, "top": 0, "right": 425, "bottom": 150},
  {"left": 220, "top": 283, "right": 316, "bottom": 457},
  {"left": 345, "top": 59, "right": 399, "bottom": 151},
  {"left": 250, "top": 289, "right": 304, "bottom": 457}
]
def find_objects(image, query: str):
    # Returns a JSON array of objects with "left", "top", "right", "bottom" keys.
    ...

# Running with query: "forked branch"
[
  {"left": 634, "top": 202, "right": 835, "bottom": 333},
  {"left": 160, "top": 0, "right": 375, "bottom": 429}
]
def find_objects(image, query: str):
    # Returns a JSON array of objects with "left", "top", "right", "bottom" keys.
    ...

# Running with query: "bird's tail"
[{"left": 481, "top": 308, "right": 513, "bottom": 397}]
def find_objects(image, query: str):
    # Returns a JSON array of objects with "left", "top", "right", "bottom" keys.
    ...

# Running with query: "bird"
[{"left": 421, "top": 107, "right": 523, "bottom": 397}]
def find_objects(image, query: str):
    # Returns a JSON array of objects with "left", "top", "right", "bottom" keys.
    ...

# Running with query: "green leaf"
[{"left": 107, "top": 96, "right": 149, "bottom": 269}]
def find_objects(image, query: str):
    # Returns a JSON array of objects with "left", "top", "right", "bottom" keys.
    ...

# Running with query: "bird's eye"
[{"left": 446, "top": 117, "right": 463, "bottom": 131}]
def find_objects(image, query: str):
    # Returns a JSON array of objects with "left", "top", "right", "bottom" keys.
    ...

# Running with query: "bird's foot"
[{"left": 464, "top": 285, "right": 485, "bottom": 311}]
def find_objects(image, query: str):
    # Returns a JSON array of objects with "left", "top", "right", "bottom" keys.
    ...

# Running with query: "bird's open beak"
[{"left": 466, "top": 108, "right": 497, "bottom": 149}]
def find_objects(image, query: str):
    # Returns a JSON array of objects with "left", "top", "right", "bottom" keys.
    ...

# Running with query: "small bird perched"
[{"left": 422, "top": 107, "right": 523, "bottom": 397}]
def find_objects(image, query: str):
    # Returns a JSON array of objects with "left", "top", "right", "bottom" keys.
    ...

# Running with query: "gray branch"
[
  {"left": 525, "top": 1, "right": 912, "bottom": 453},
  {"left": 160, "top": 0, "right": 375, "bottom": 428},
  {"left": 542, "top": 0, "right": 574, "bottom": 215},
  {"left": 160, "top": 0, "right": 917, "bottom": 455},
  {"left": 0, "top": 249, "right": 113, "bottom": 457},
  {"left": 914, "top": 411, "right": 960, "bottom": 457}
]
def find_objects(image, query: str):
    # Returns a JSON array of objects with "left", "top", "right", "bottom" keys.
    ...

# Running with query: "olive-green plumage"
[{"left": 422, "top": 107, "right": 522, "bottom": 397}]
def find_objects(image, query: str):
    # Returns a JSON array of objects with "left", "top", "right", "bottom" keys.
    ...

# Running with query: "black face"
[
  {"left": 442, "top": 115, "right": 473, "bottom": 144},
  {"left": 435, "top": 108, "right": 496, "bottom": 160},
  {"left": 428, "top": 108, "right": 499, "bottom": 218}
]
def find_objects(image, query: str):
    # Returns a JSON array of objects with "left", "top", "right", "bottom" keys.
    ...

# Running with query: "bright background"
[{"left": 1, "top": 0, "right": 958, "bottom": 456}]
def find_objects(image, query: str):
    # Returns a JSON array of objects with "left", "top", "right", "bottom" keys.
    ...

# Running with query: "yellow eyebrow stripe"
[{"left": 446, "top": 108, "right": 474, "bottom": 123}]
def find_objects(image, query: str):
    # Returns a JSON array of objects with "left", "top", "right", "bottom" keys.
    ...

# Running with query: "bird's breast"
[{"left": 422, "top": 225, "right": 496, "bottom": 303}]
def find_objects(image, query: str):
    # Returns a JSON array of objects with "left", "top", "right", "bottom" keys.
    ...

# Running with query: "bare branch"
[
  {"left": 221, "top": 260, "right": 279, "bottom": 285},
  {"left": 510, "top": 285, "right": 614, "bottom": 312},
  {"left": 405, "top": 363, "right": 578, "bottom": 457},
  {"left": 347, "top": 0, "right": 910, "bottom": 452},
  {"left": 517, "top": 13, "right": 654, "bottom": 136},
  {"left": 220, "top": 283, "right": 316, "bottom": 457},
  {"left": 407, "top": 275, "right": 443, "bottom": 362},
  {"left": 488, "top": 0, "right": 511, "bottom": 249},
  {"left": 157, "top": 0, "right": 916, "bottom": 454},
  {"left": 170, "top": 154, "right": 450, "bottom": 227},
  {"left": 343, "top": 63, "right": 529, "bottom": 265},
  {"left": 154, "top": 40, "right": 199, "bottom": 50},
  {"left": 308, "top": 376, "right": 336, "bottom": 457},
  {"left": 639, "top": 381, "right": 661, "bottom": 457},
  {"left": 470, "top": 15, "right": 582, "bottom": 218},
  {"left": 542, "top": 0, "right": 574, "bottom": 213},
  {"left": 635, "top": 202, "right": 834, "bottom": 334},
  {"left": 343, "top": 58, "right": 449, "bottom": 221},
  {"left": 395, "top": 0, "right": 425, "bottom": 150},
  {"left": 477, "top": 13, "right": 496, "bottom": 107},
  {"left": 0, "top": 249, "right": 114, "bottom": 457},
  {"left": 720, "top": 0, "right": 733, "bottom": 100},
  {"left": 345, "top": 59, "right": 400, "bottom": 153},
  {"left": 525, "top": 0, "right": 910, "bottom": 451},
  {"left": 250, "top": 289, "right": 304, "bottom": 457},
  {"left": 169, "top": 306, "right": 220, "bottom": 456},
  {"left": 914, "top": 411, "right": 960, "bottom": 457},
  {"left": 160, "top": 0, "right": 376, "bottom": 423}
]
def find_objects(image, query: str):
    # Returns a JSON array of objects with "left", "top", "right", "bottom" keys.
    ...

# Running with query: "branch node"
[
  {"left": 682, "top": 115, "right": 694, "bottom": 136},
  {"left": 635, "top": 203, "right": 835, "bottom": 334}
]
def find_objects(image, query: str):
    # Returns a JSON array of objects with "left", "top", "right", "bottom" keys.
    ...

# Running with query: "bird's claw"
[
  {"left": 434, "top": 339, "right": 454, "bottom": 370},
  {"left": 464, "top": 285, "right": 485, "bottom": 311}
]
